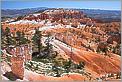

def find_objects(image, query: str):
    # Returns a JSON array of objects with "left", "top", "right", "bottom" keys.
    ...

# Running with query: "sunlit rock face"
[
  {"left": 10, "top": 56, "right": 24, "bottom": 80},
  {"left": 1, "top": 8, "right": 121, "bottom": 81},
  {"left": 22, "top": 9, "right": 94, "bottom": 27}
]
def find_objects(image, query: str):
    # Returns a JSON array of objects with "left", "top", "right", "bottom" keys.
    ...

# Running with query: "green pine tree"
[
  {"left": 3, "top": 27, "right": 16, "bottom": 47},
  {"left": 32, "top": 28, "right": 42, "bottom": 53},
  {"left": 16, "top": 31, "right": 30, "bottom": 46},
  {"left": 44, "top": 33, "right": 53, "bottom": 57},
  {"left": 52, "top": 65, "right": 61, "bottom": 77},
  {"left": 63, "top": 59, "right": 72, "bottom": 73}
]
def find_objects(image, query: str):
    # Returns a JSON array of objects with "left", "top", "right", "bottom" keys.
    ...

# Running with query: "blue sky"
[{"left": 1, "top": 0, "right": 121, "bottom": 10}]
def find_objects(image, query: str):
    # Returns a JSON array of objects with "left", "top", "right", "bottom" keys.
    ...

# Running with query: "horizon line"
[{"left": 1, "top": 7, "right": 121, "bottom": 11}]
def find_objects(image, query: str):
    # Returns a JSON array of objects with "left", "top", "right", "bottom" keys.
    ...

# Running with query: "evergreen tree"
[
  {"left": 44, "top": 33, "right": 53, "bottom": 56},
  {"left": 16, "top": 31, "right": 30, "bottom": 46},
  {"left": 3, "top": 27, "right": 16, "bottom": 47},
  {"left": 63, "top": 59, "right": 72, "bottom": 73},
  {"left": 52, "top": 65, "right": 61, "bottom": 77},
  {"left": 16, "top": 31, "right": 22, "bottom": 46},
  {"left": 76, "top": 61, "right": 85, "bottom": 69},
  {"left": 32, "top": 28, "right": 42, "bottom": 53},
  {"left": 1, "top": 27, "right": 5, "bottom": 48}
]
